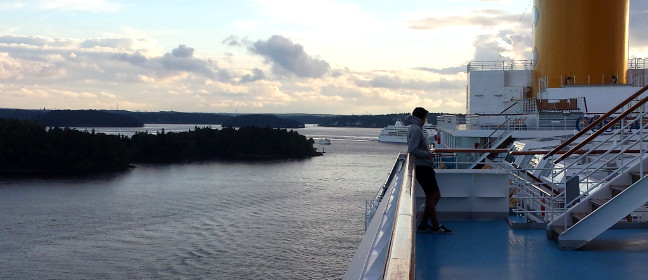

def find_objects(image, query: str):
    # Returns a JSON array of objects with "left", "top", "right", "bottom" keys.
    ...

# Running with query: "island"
[{"left": 0, "top": 119, "right": 320, "bottom": 175}]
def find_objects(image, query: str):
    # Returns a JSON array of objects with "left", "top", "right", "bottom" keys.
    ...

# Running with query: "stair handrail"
[
  {"left": 559, "top": 117, "right": 648, "bottom": 184},
  {"left": 553, "top": 113, "right": 648, "bottom": 230},
  {"left": 544, "top": 84, "right": 648, "bottom": 162},
  {"left": 504, "top": 161, "right": 566, "bottom": 222},
  {"left": 566, "top": 120, "right": 648, "bottom": 200},
  {"left": 467, "top": 117, "right": 513, "bottom": 164}
]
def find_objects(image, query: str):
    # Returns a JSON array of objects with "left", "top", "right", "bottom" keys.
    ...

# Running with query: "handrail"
[
  {"left": 559, "top": 116, "right": 648, "bottom": 179},
  {"left": 557, "top": 126, "right": 648, "bottom": 230},
  {"left": 544, "top": 84, "right": 648, "bottom": 161},
  {"left": 465, "top": 117, "right": 513, "bottom": 165},
  {"left": 542, "top": 110, "right": 648, "bottom": 231},
  {"left": 365, "top": 157, "right": 406, "bottom": 231},
  {"left": 553, "top": 84, "right": 648, "bottom": 163},
  {"left": 500, "top": 159, "right": 566, "bottom": 222},
  {"left": 383, "top": 154, "right": 416, "bottom": 280},
  {"left": 433, "top": 148, "right": 642, "bottom": 155},
  {"left": 500, "top": 101, "right": 520, "bottom": 114}
]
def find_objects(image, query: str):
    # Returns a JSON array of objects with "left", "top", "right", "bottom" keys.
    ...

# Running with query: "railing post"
[{"left": 642, "top": 104, "right": 645, "bottom": 176}]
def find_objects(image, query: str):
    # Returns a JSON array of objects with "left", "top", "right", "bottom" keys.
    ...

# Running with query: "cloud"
[
  {"left": 171, "top": 44, "right": 194, "bottom": 58},
  {"left": 39, "top": 0, "right": 121, "bottom": 12},
  {"left": 407, "top": 8, "right": 534, "bottom": 61},
  {"left": 0, "top": 53, "right": 22, "bottom": 79},
  {"left": 0, "top": 35, "right": 75, "bottom": 49},
  {"left": 473, "top": 33, "right": 506, "bottom": 61},
  {"left": 0, "top": 34, "right": 468, "bottom": 114},
  {"left": 414, "top": 66, "right": 466, "bottom": 75},
  {"left": 240, "top": 68, "right": 265, "bottom": 83},
  {"left": 353, "top": 74, "right": 464, "bottom": 91},
  {"left": 158, "top": 45, "right": 232, "bottom": 82},
  {"left": 249, "top": 35, "right": 330, "bottom": 78},
  {"left": 80, "top": 38, "right": 141, "bottom": 50},
  {"left": 630, "top": 1, "right": 648, "bottom": 51},
  {"left": 0, "top": 36, "right": 230, "bottom": 83},
  {"left": 407, "top": 10, "right": 520, "bottom": 30},
  {"left": 115, "top": 52, "right": 147, "bottom": 65},
  {"left": 222, "top": 35, "right": 250, "bottom": 47},
  {"left": 223, "top": 35, "right": 242, "bottom": 47}
]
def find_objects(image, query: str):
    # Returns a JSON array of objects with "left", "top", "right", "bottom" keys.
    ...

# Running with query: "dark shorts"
[{"left": 415, "top": 165, "right": 440, "bottom": 195}]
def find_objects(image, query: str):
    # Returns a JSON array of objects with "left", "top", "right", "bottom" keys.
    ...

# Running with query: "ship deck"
[{"left": 415, "top": 219, "right": 648, "bottom": 280}]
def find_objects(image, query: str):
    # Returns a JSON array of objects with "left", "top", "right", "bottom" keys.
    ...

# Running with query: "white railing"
[
  {"left": 383, "top": 154, "right": 416, "bottom": 279},
  {"left": 345, "top": 154, "right": 414, "bottom": 280},
  {"left": 467, "top": 60, "right": 534, "bottom": 72},
  {"left": 438, "top": 113, "right": 581, "bottom": 131},
  {"left": 365, "top": 157, "right": 405, "bottom": 231},
  {"left": 551, "top": 112, "right": 648, "bottom": 229},
  {"left": 629, "top": 58, "right": 647, "bottom": 70},
  {"left": 467, "top": 58, "right": 646, "bottom": 73},
  {"left": 507, "top": 121, "right": 648, "bottom": 225},
  {"left": 505, "top": 163, "right": 566, "bottom": 223},
  {"left": 512, "top": 85, "right": 648, "bottom": 227}
]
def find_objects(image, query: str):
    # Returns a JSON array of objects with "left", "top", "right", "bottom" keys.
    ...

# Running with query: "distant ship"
[
  {"left": 316, "top": 138, "right": 331, "bottom": 145},
  {"left": 377, "top": 121, "right": 437, "bottom": 144}
]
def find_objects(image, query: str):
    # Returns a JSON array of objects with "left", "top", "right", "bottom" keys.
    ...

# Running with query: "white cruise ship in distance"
[{"left": 378, "top": 121, "right": 437, "bottom": 144}]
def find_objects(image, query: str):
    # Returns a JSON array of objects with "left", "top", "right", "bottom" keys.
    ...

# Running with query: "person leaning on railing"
[{"left": 405, "top": 107, "right": 452, "bottom": 233}]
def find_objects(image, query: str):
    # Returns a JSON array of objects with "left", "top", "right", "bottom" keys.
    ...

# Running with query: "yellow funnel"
[{"left": 532, "top": 0, "right": 629, "bottom": 95}]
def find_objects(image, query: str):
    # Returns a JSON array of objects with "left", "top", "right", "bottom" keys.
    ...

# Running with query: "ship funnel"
[{"left": 532, "top": 0, "right": 629, "bottom": 96}]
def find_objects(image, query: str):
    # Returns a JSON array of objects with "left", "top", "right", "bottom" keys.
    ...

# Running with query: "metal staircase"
[
  {"left": 467, "top": 130, "right": 512, "bottom": 169},
  {"left": 547, "top": 168, "right": 648, "bottom": 249},
  {"left": 542, "top": 84, "right": 648, "bottom": 249}
]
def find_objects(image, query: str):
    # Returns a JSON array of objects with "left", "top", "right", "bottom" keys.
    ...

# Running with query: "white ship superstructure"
[{"left": 436, "top": 59, "right": 648, "bottom": 166}]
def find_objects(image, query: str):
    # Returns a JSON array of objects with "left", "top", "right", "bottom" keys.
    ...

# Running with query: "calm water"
[{"left": 0, "top": 126, "right": 406, "bottom": 279}]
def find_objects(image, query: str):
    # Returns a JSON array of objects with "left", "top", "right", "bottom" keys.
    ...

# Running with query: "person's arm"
[{"left": 408, "top": 127, "right": 431, "bottom": 158}]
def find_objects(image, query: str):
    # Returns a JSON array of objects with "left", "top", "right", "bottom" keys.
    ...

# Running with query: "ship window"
[{"left": 533, "top": 6, "right": 539, "bottom": 26}]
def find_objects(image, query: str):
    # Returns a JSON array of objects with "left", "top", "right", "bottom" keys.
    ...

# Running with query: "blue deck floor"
[{"left": 416, "top": 220, "right": 648, "bottom": 280}]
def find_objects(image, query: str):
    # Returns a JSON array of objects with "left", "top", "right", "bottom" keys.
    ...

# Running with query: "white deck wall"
[{"left": 415, "top": 169, "right": 510, "bottom": 220}]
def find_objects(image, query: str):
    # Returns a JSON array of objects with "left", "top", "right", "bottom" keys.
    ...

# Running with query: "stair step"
[
  {"left": 630, "top": 172, "right": 648, "bottom": 183},
  {"left": 590, "top": 199, "right": 609, "bottom": 210},
  {"left": 610, "top": 185, "right": 630, "bottom": 197},
  {"left": 547, "top": 226, "right": 565, "bottom": 241},
  {"left": 571, "top": 212, "right": 589, "bottom": 223}
]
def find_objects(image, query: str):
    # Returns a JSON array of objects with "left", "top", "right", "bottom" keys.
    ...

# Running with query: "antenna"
[{"left": 494, "top": 0, "right": 532, "bottom": 63}]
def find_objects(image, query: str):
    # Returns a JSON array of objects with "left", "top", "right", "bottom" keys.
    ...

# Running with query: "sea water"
[{"left": 0, "top": 126, "right": 405, "bottom": 279}]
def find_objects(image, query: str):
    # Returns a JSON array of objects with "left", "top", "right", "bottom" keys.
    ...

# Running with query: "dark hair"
[{"left": 412, "top": 107, "right": 428, "bottom": 119}]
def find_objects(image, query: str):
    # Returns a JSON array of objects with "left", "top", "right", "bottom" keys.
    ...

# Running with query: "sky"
[{"left": 0, "top": 0, "right": 647, "bottom": 115}]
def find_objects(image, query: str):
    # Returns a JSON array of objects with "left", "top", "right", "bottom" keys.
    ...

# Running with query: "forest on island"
[
  {"left": 0, "top": 119, "right": 319, "bottom": 175},
  {"left": 0, "top": 108, "right": 447, "bottom": 128}
]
